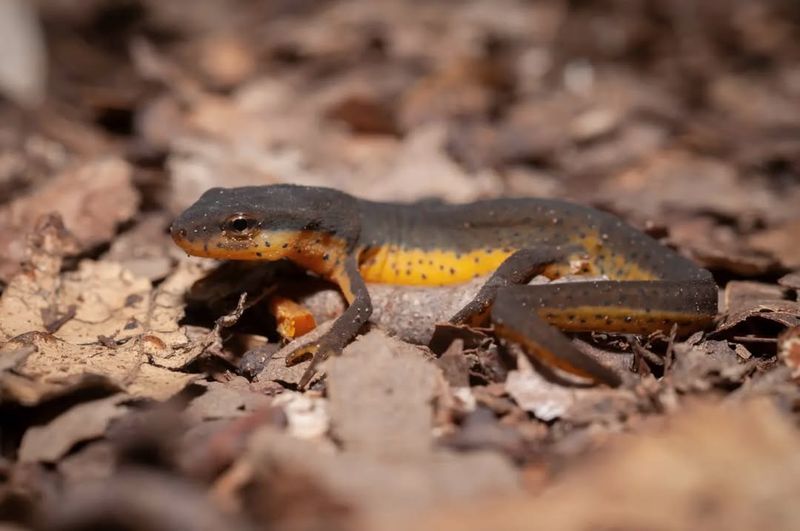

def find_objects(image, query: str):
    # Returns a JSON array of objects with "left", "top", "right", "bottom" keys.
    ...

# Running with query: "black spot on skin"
[
  {"left": 421, "top": 273, "right": 427, "bottom": 280},
  {"left": 449, "top": 267, "right": 455, "bottom": 274},
  {"left": 264, "top": 241, "right": 271, "bottom": 247},
  {"left": 256, "top": 252, "right": 262, "bottom": 257},
  {"left": 323, "top": 254, "right": 329, "bottom": 261},
  {"left": 474, "top": 257, "right": 480, "bottom": 263},
  {"left": 439, "top": 265, "right": 444, "bottom": 271},
  {"left": 282, "top": 243, "right": 289, "bottom": 248}
]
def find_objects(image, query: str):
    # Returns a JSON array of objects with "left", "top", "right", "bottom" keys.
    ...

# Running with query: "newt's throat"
[{"left": 173, "top": 229, "right": 349, "bottom": 277}]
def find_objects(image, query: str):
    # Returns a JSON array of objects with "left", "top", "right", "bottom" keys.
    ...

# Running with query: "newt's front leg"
[{"left": 289, "top": 255, "right": 373, "bottom": 388}]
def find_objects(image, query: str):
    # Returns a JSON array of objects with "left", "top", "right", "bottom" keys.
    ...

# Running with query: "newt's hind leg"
[
  {"left": 491, "top": 279, "right": 718, "bottom": 386},
  {"left": 449, "top": 248, "right": 565, "bottom": 325},
  {"left": 491, "top": 296, "right": 623, "bottom": 386}
]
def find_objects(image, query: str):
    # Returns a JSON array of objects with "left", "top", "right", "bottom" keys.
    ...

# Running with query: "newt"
[{"left": 171, "top": 184, "right": 718, "bottom": 387}]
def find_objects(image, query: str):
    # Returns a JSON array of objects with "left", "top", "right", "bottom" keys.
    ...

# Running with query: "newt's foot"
[
  {"left": 284, "top": 336, "right": 343, "bottom": 389},
  {"left": 449, "top": 299, "right": 491, "bottom": 327},
  {"left": 285, "top": 343, "right": 317, "bottom": 366},
  {"left": 298, "top": 344, "right": 339, "bottom": 389}
]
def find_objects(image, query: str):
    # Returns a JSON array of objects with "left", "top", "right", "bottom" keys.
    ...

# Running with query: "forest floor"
[{"left": 1, "top": 1, "right": 800, "bottom": 530}]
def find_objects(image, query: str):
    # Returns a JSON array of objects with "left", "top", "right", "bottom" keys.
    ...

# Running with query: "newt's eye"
[{"left": 223, "top": 214, "right": 258, "bottom": 236}]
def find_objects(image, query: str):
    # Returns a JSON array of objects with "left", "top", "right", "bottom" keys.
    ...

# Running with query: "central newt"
[{"left": 171, "top": 184, "right": 718, "bottom": 387}]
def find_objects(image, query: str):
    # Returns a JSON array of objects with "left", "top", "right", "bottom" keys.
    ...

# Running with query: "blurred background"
[{"left": 2, "top": 0, "right": 800, "bottom": 279}]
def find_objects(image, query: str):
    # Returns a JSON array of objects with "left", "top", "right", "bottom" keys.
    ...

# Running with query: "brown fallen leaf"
[
  {"left": 185, "top": 380, "right": 271, "bottom": 422},
  {"left": 778, "top": 271, "right": 800, "bottom": 291},
  {"left": 435, "top": 339, "right": 470, "bottom": 388},
  {"left": 600, "top": 151, "right": 781, "bottom": 221},
  {"left": 18, "top": 394, "right": 129, "bottom": 463},
  {"left": 439, "top": 407, "right": 529, "bottom": 462},
  {"left": 670, "top": 340, "right": 757, "bottom": 392},
  {"left": 3, "top": 259, "right": 152, "bottom": 345},
  {"left": 505, "top": 351, "right": 636, "bottom": 423},
  {"left": 0, "top": 221, "right": 223, "bottom": 404},
  {"left": 399, "top": 56, "right": 507, "bottom": 130},
  {"left": 409, "top": 400, "right": 800, "bottom": 531},
  {"left": 227, "top": 426, "right": 519, "bottom": 531},
  {"left": 326, "top": 330, "right": 438, "bottom": 458},
  {"left": 668, "top": 216, "right": 778, "bottom": 276},
  {"left": 723, "top": 280, "right": 789, "bottom": 315},
  {"left": 57, "top": 441, "right": 115, "bottom": 485},
  {"left": 360, "top": 123, "right": 501, "bottom": 203},
  {"left": 0, "top": 157, "right": 138, "bottom": 282},
  {"left": 103, "top": 213, "right": 176, "bottom": 281},
  {"left": 715, "top": 280, "right": 800, "bottom": 336},
  {"left": 39, "top": 468, "right": 249, "bottom": 531},
  {"left": 2, "top": 332, "right": 198, "bottom": 405},
  {"left": 710, "top": 74, "right": 800, "bottom": 131},
  {"left": 747, "top": 218, "right": 800, "bottom": 270}
]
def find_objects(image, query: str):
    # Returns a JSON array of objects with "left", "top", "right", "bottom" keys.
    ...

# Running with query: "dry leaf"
[
  {"left": 235, "top": 427, "right": 519, "bottom": 531},
  {"left": 185, "top": 381, "right": 271, "bottom": 421},
  {"left": 505, "top": 352, "right": 635, "bottom": 422},
  {"left": 19, "top": 394, "right": 129, "bottom": 463},
  {"left": 327, "top": 330, "right": 438, "bottom": 458},
  {"left": 411, "top": 400, "right": 800, "bottom": 531}
]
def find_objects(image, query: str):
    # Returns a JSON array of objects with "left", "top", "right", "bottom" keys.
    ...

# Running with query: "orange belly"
[{"left": 358, "top": 245, "right": 514, "bottom": 286}]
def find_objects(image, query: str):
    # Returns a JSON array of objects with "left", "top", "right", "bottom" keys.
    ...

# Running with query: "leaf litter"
[{"left": 2, "top": 1, "right": 800, "bottom": 530}]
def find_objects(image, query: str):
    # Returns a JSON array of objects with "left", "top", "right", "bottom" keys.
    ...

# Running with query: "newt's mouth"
[
  {"left": 172, "top": 234, "right": 266, "bottom": 260},
  {"left": 170, "top": 225, "right": 308, "bottom": 261}
]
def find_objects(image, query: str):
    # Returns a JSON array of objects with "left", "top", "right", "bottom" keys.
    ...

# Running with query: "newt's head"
[{"left": 171, "top": 184, "right": 359, "bottom": 262}]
